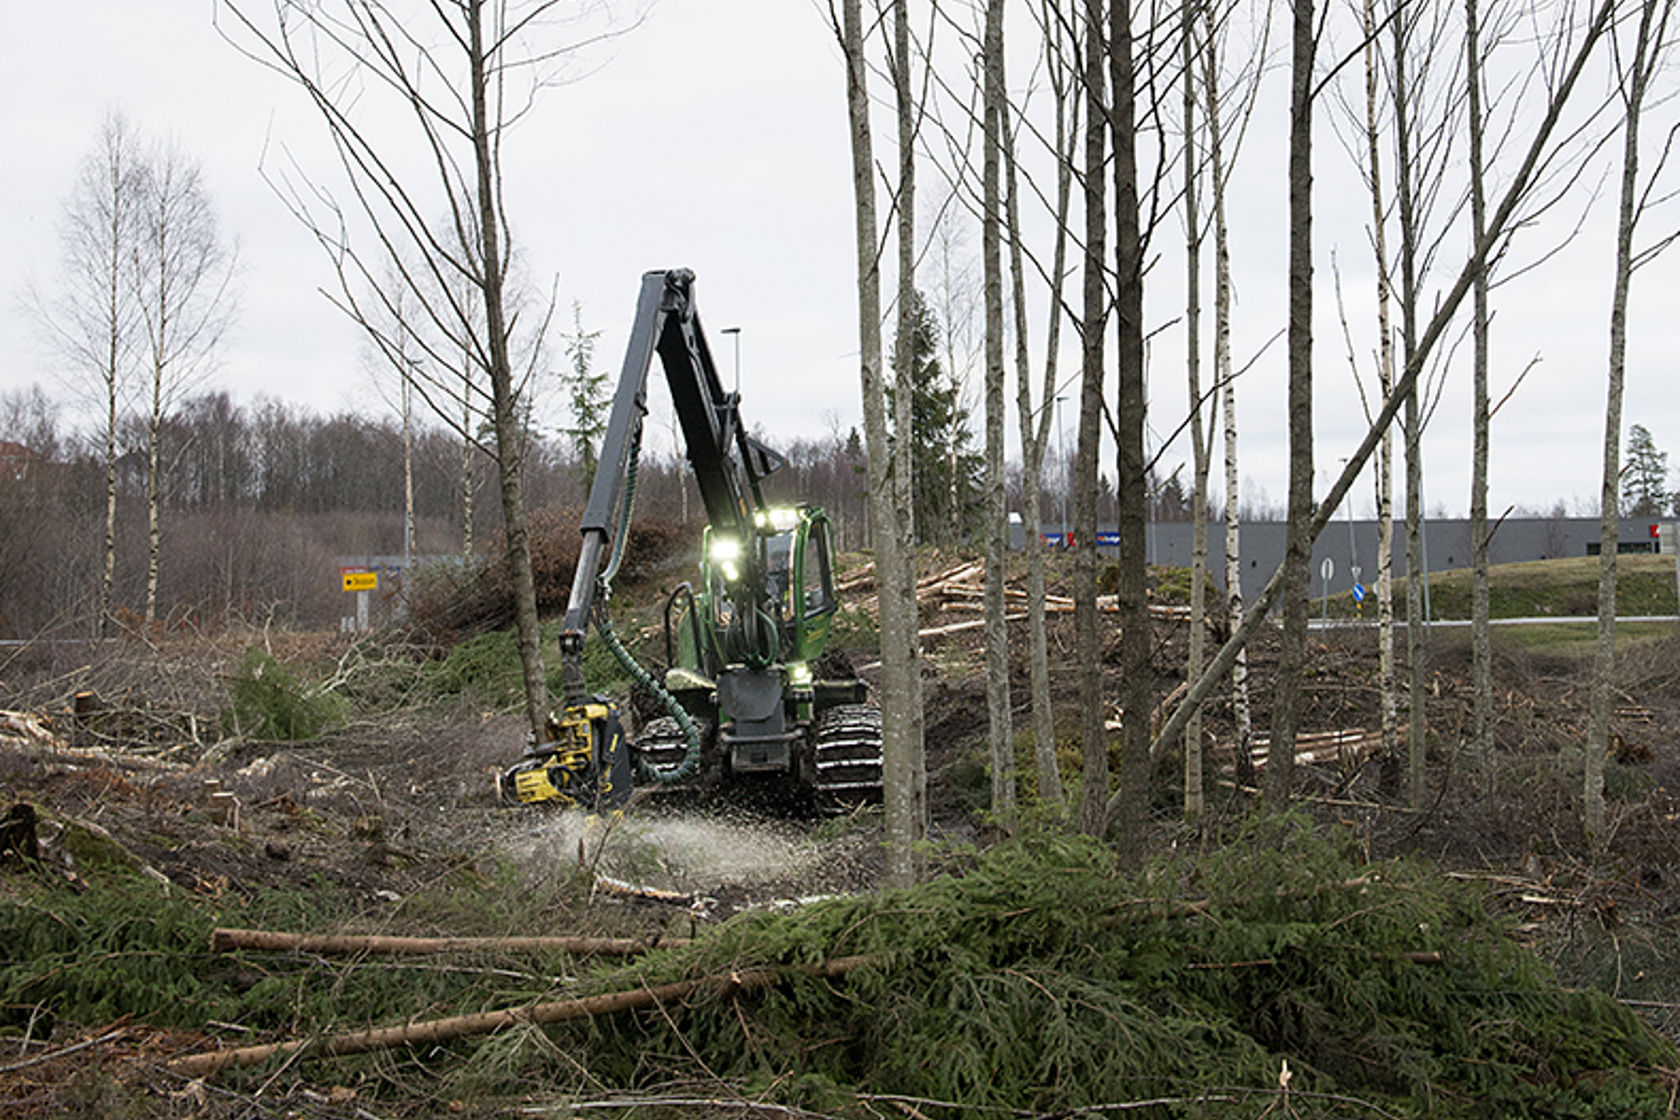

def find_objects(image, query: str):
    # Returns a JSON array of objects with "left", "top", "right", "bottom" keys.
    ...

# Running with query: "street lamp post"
[
  {"left": 1340, "top": 458, "right": 1357, "bottom": 571},
  {"left": 721, "top": 327, "right": 742, "bottom": 395}
]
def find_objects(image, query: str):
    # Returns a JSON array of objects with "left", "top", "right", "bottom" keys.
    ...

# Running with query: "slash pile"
[{"left": 569, "top": 821, "right": 1674, "bottom": 1118}]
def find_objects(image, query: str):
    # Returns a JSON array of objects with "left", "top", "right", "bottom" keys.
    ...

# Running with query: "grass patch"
[
  {"left": 1488, "top": 619, "right": 1676, "bottom": 654},
  {"left": 1361, "top": 554, "right": 1680, "bottom": 620}
]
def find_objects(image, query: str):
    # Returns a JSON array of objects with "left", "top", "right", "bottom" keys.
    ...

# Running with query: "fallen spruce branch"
[
  {"left": 209, "top": 928, "right": 688, "bottom": 957},
  {"left": 169, "top": 955, "right": 871, "bottom": 1077},
  {"left": 1183, "top": 952, "right": 1442, "bottom": 970},
  {"left": 855, "top": 1091, "right": 1240, "bottom": 1115}
]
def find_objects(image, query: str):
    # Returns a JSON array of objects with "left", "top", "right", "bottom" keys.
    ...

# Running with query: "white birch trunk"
[
  {"left": 1362, "top": 0, "right": 1398, "bottom": 793},
  {"left": 840, "top": 0, "right": 925, "bottom": 886},
  {"left": 1182, "top": 0, "right": 1210, "bottom": 821},
  {"left": 1204, "top": 23, "right": 1251, "bottom": 786}
]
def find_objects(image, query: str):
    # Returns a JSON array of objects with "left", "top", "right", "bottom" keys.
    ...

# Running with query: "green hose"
[
  {"left": 593, "top": 421, "right": 702, "bottom": 784},
  {"left": 597, "top": 613, "right": 702, "bottom": 784}
]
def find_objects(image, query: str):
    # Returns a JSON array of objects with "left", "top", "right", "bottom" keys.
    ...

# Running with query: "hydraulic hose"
[
  {"left": 592, "top": 421, "right": 702, "bottom": 784},
  {"left": 597, "top": 613, "right": 702, "bottom": 784}
]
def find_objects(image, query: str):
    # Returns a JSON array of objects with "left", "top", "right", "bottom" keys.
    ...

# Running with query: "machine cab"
[{"left": 672, "top": 505, "right": 838, "bottom": 680}]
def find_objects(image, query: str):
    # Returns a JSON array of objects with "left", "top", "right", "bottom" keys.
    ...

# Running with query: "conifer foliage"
[{"left": 583, "top": 825, "right": 1672, "bottom": 1118}]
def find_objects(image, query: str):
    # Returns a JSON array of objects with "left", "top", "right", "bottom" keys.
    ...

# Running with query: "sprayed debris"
[{"left": 498, "top": 806, "right": 879, "bottom": 921}]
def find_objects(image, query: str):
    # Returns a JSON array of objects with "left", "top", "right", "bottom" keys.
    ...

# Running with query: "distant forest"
[
  {"left": 0, "top": 383, "right": 1217, "bottom": 640},
  {"left": 0, "top": 387, "right": 850, "bottom": 639}
]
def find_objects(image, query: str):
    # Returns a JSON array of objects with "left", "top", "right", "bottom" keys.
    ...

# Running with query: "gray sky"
[{"left": 3, "top": 0, "right": 1677, "bottom": 521}]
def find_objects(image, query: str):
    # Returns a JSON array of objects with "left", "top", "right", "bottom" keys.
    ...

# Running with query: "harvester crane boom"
[{"left": 559, "top": 268, "right": 783, "bottom": 701}]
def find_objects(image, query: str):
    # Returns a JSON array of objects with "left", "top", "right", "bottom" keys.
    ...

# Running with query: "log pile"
[
  {"left": 839, "top": 558, "right": 1200, "bottom": 640},
  {"left": 0, "top": 707, "right": 188, "bottom": 773},
  {"left": 1212, "top": 727, "right": 1383, "bottom": 773}
]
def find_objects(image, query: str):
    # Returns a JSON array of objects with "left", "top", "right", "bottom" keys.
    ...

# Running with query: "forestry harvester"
[{"left": 496, "top": 269, "right": 883, "bottom": 812}]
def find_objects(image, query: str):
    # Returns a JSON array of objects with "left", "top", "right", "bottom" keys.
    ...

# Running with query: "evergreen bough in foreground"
[{"left": 574, "top": 822, "right": 1673, "bottom": 1118}]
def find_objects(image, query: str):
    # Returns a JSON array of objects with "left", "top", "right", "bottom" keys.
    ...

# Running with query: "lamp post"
[
  {"left": 721, "top": 327, "right": 742, "bottom": 394},
  {"left": 1340, "top": 457, "right": 1357, "bottom": 571}
]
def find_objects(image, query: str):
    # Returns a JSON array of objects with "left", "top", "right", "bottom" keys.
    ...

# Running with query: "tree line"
[{"left": 0, "top": 380, "right": 885, "bottom": 638}]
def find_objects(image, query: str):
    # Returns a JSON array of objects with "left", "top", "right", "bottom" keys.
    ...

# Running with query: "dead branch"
[
  {"left": 209, "top": 928, "right": 687, "bottom": 957},
  {"left": 0, "top": 1027, "right": 128, "bottom": 1075},
  {"left": 168, "top": 955, "right": 871, "bottom": 1077}
]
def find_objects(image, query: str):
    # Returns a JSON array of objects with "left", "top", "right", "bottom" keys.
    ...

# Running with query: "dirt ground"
[{"left": 5, "top": 558, "right": 1680, "bottom": 1114}]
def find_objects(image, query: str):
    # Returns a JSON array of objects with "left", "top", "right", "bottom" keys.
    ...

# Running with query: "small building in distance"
[{"left": 1021, "top": 516, "right": 1672, "bottom": 605}]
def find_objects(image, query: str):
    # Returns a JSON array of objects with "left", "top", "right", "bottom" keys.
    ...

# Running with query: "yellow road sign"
[{"left": 342, "top": 570, "right": 378, "bottom": 592}]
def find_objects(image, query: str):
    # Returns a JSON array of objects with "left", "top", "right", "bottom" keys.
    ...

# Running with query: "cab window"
[{"left": 801, "top": 520, "right": 836, "bottom": 617}]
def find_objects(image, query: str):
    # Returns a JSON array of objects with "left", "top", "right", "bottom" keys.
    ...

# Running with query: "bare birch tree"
[
  {"left": 833, "top": 0, "right": 928, "bottom": 885},
  {"left": 1106, "top": 0, "right": 1154, "bottom": 865},
  {"left": 1588, "top": 0, "right": 1676, "bottom": 839},
  {"left": 1141, "top": 0, "right": 1619, "bottom": 809},
  {"left": 218, "top": 0, "right": 603, "bottom": 740},
  {"left": 981, "top": 0, "right": 1016, "bottom": 827},
  {"left": 999, "top": 0, "right": 1078, "bottom": 812},
  {"left": 1332, "top": 0, "right": 1404, "bottom": 794},
  {"left": 1075, "top": 0, "right": 1112, "bottom": 838},
  {"left": 1465, "top": 0, "right": 1494, "bottom": 792},
  {"left": 1361, "top": 0, "right": 1401, "bottom": 797},
  {"left": 1265, "top": 0, "right": 1318, "bottom": 808},
  {"left": 33, "top": 114, "right": 143, "bottom": 638},
  {"left": 1387, "top": 0, "right": 1468, "bottom": 809},
  {"left": 1202, "top": 0, "right": 1265, "bottom": 788},
  {"left": 891, "top": 0, "right": 931, "bottom": 877},
  {"left": 130, "top": 141, "right": 240, "bottom": 629},
  {"left": 1181, "top": 0, "right": 1212, "bottom": 820}
]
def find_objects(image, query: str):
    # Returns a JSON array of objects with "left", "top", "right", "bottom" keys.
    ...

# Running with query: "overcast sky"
[{"left": 3, "top": 0, "right": 1677, "bottom": 522}]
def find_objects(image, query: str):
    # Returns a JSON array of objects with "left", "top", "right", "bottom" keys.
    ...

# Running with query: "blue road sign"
[{"left": 1352, "top": 583, "right": 1366, "bottom": 603}]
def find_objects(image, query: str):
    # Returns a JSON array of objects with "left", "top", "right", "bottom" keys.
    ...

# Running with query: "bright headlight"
[
  {"left": 788, "top": 661, "right": 813, "bottom": 687},
  {"left": 710, "top": 536, "right": 741, "bottom": 563}
]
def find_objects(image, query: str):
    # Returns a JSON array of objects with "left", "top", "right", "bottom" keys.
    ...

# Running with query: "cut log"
[
  {"left": 168, "top": 955, "right": 870, "bottom": 1077},
  {"left": 209, "top": 928, "right": 687, "bottom": 957},
  {"left": 919, "top": 614, "right": 1027, "bottom": 639}
]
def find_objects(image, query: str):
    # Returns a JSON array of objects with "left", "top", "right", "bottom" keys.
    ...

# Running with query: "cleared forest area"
[{"left": 3, "top": 550, "right": 1680, "bottom": 1117}]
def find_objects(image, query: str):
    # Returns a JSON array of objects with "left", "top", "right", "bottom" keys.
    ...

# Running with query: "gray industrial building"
[{"left": 1021, "top": 517, "right": 1670, "bottom": 604}]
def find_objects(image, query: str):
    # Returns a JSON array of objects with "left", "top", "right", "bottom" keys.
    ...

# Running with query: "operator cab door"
[
  {"left": 793, "top": 510, "right": 837, "bottom": 661},
  {"left": 764, "top": 527, "right": 797, "bottom": 656}
]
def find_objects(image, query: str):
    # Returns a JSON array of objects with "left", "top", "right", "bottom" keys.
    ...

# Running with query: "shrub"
[
  {"left": 406, "top": 510, "right": 693, "bottom": 646},
  {"left": 221, "top": 648, "right": 348, "bottom": 741}
]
